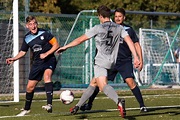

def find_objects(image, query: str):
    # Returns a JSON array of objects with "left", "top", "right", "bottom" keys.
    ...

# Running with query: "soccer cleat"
[
  {"left": 80, "top": 103, "right": 92, "bottom": 111},
  {"left": 140, "top": 106, "right": 148, "bottom": 113},
  {"left": 117, "top": 98, "right": 126, "bottom": 118},
  {"left": 70, "top": 106, "right": 79, "bottom": 115},
  {"left": 16, "top": 110, "right": 30, "bottom": 116},
  {"left": 42, "top": 104, "right": 52, "bottom": 113}
]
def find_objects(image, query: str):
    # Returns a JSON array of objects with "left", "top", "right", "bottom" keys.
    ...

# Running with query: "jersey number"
[{"left": 106, "top": 30, "right": 113, "bottom": 46}]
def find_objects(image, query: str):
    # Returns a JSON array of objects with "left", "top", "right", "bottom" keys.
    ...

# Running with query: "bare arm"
[
  {"left": 6, "top": 51, "right": 26, "bottom": 64},
  {"left": 56, "top": 34, "right": 89, "bottom": 53},
  {"left": 134, "top": 42, "right": 143, "bottom": 71},
  {"left": 124, "top": 35, "right": 140, "bottom": 68}
]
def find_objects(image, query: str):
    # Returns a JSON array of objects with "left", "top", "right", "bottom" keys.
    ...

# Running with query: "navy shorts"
[
  {"left": 29, "top": 57, "right": 57, "bottom": 81},
  {"left": 107, "top": 59, "right": 134, "bottom": 82}
]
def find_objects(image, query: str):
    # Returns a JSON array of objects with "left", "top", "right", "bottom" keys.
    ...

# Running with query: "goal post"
[
  {"left": 0, "top": 0, "right": 19, "bottom": 103},
  {"left": 55, "top": 10, "right": 179, "bottom": 89},
  {"left": 139, "top": 28, "right": 180, "bottom": 86},
  {"left": 13, "top": 0, "right": 19, "bottom": 102}
]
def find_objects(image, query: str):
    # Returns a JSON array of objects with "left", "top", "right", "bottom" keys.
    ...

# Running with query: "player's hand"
[
  {"left": 138, "top": 60, "right": 143, "bottom": 71},
  {"left": 6, "top": 58, "right": 15, "bottom": 64},
  {"left": 40, "top": 53, "right": 48, "bottom": 59},
  {"left": 133, "top": 56, "right": 140, "bottom": 68},
  {"left": 56, "top": 47, "right": 67, "bottom": 54}
]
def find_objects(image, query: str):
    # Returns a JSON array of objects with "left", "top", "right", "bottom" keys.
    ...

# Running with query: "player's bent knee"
[
  {"left": 26, "top": 83, "right": 37, "bottom": 92},
  {"left": 26, "top": 86, "right": 35, "bottom": 93}
]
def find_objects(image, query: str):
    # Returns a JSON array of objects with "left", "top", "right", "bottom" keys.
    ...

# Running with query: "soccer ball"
[{"left": 60, "top": 90, "right": 74, "bottom": 105}]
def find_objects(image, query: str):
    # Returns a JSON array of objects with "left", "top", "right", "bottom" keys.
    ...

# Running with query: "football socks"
[
  {"left": 103, "top": 85, "right": 119, "bottom": 104},
  {"left": 45, "top": 82, "right": 53, "bottom": 105},
  {"left": 76, "top": 85, "right": 95, "bottom": 107},
  {"left": 131, "top": 85, "right": 145, "bottom": 107},
  {"left": 88, "top": 86, "right": 99, "bottom": 105},
  {"left": 24, "top": 91, "right": 34, "bottom": 110}
]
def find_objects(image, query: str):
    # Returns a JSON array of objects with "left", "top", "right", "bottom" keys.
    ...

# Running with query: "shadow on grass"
[
  {"left": 69, "top": 106, "right": 180, "bottom": 120},
  {"left": 0, "top": 103, "right": 21, "bottom": 107},
  {"left": 74, "top": 110, "right": 115, "bottom": 119},
  {"left": 125, "top": 106, "right": 180, "bottom": 120}
]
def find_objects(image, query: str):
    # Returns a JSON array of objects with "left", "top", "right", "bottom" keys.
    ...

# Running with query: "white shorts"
[{"left": 94, "top": 65, "right": 108, "bottom": 78}]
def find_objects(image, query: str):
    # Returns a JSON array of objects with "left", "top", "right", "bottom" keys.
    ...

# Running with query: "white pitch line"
[
  {"left": 31, "top": 93, "right": 180, "bottom": 102},
  {"left": 1, "top": 105, "right": 180, "bottom": 119},
  {"left": 1, "top": 94, "right": 179, "bottom": 118},
  {"left": 0, "top": 115, "right": 30, "bottom": 119}
]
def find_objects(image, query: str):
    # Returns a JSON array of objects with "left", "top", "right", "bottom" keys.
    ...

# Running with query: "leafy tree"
[{"left": 30, "top": 0, "right": 60, "bottom": 13}]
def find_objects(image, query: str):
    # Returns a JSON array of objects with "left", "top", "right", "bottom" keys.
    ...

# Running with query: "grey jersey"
[{"left": 85, "top": 21, "right": 128, "bottom": 69}]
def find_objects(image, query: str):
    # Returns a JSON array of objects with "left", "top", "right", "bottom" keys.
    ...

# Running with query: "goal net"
[
  {"left": 0, "top": 0, "right": 19, "bottom": 102},
  {"left": 139, "top": 28, "right": 180, "bottom": 86},
  {"left": 56, "top": 10, "right": 99, "bottom": 88}
]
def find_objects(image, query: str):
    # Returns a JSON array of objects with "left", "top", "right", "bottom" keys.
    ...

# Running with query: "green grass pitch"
[{"left": 0, "top": 89, "right": 180, "bottom": 120}]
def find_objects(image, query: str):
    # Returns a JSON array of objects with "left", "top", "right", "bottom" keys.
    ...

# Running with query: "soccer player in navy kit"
[
  {"left": 56, "top": 5, "right": 140, "bottom": 118},
  {"left": 6, "top": 16, "right": 60, "bottom": 116},
  {"left": 80, "top": 8, "right": 148, "bottom": 113},
  {"left": 174, "top": 48, "right": 180, "bottom": 63}
]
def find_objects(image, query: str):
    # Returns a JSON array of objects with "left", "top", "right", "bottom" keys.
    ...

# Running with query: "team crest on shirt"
[
  {"left": 32, "top": 44, "right": 42, "bottom": 52},
  {"left": 49, "top": 66, "right": 52, "bottom": 68},
  {"left": 40, "top": 36, "right": 44, "bottom": 40}
]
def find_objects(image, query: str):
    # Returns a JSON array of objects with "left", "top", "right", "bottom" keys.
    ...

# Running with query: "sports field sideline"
[{"left": 0, "top": 88, "right": 180, "bottom": 120}]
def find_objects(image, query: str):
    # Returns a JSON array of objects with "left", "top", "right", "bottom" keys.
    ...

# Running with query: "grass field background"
[{"left": 0, "top": 88, "right": 180, "bottom": 120}]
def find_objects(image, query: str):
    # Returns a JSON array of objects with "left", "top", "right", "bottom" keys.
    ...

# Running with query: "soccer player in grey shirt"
[
  {"left": 56, "top": 5, "right": 139, "bottom": 118},
  {"left": 80, "top": 8, "right": 148, "bottom": 113}
]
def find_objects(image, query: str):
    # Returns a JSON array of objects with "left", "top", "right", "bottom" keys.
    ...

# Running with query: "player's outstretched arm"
[
  {"left": 6, "top": 51, "right": 26, "bottom": 64},
  {"left": 55, "top": 46, "right": 67, "bottom": 54},
  {"left": 56, "top": 34, "right": 89, "bottom": 54}
]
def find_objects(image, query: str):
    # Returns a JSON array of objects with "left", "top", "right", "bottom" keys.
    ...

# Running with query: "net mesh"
[
  {"left": 55, "top": 11, "right": 99, "bottom": 88},
  {"left": 140, "top": 28, "right": 180, "bottom": 85},
  {"left": 0, "top": 1, "right": 14, "bottom": 101}
]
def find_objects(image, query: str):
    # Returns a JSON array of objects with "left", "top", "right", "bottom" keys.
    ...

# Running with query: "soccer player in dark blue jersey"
[
  {"left": 80, "top": 8, "right": 148, "bottom": 113},
  {"left": 6, "top": 16, "right": 60, "bottom": 116}
]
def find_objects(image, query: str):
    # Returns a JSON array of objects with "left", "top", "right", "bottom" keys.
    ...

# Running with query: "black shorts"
[
  {"left": 29, "top": 57, "right": 57, "bottom": 81},
  {"left": 107, "top": 59, "right": 134, "bottom": 82}
]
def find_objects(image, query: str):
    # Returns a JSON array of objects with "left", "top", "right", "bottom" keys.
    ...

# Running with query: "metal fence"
[{"left": 0, "top": 10, "right": 179, "bottom": 92}]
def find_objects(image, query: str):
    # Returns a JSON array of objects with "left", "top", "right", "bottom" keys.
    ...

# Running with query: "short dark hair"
[
  {"left": 97, "top": 5, "right": 111, "bottom": 18},
  {"left": 114, "top": 8, "right": 126, "bottom": 16},
  {"left": 26, "top": 16, "right": 37, "bottom": 23}
]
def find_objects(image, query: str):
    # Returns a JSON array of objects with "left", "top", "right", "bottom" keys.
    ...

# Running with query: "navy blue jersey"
[
  {"left": 116, "top": 24, "right": 139, "bottom": 61},
  {"left": 21, "top": 28, "right": 55, "bottom": 64}
]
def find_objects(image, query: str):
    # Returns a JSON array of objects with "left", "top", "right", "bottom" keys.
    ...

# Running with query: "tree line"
[
  {"left": 29, "top": 0, "right": 180, "bottom": 29},
  {"left": 1, "top": 0, "right": 179, "bottom": 29}
]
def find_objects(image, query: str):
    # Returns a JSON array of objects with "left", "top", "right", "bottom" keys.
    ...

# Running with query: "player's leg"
[
  {"left": 96, "top": 76, "right": 126, "bottom": 118},
  {"left": 17, "top": 64, "right": 41, "bottom": 116},
  {"left": 16, "top": 80, "right": 38, "bottom": 116},
  {"left": 125, "top": 78, "right": 144, "bottom": 106},
  {"left": 119, "top": 60, "right": 147, "bottom": 112},
  {"left": 80, "top": 78, "right": 100, "bottom": 111},
  {"left": 42, "top": 69, "right": 54, "bottom": 113},
  {"left": 42, "top": 57, "right": 57, "bottom": 113},
  {"left": 88, "top": 86, "right": 99, "bottom": 105},
  {"left": 70, "top": 78, "right": 97, "bottom": 114},
  {"left": 81, "top": 67, "right": 118, "bottom": 111},
  {"left": 25, "top": 80, "right": 38, "bottom": 109},
  {"left": 125, "top": 78, "right": 147, "bottom": 112},
  {"left": 95, "top": 65, "right": 126, "bottom": 118}
]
